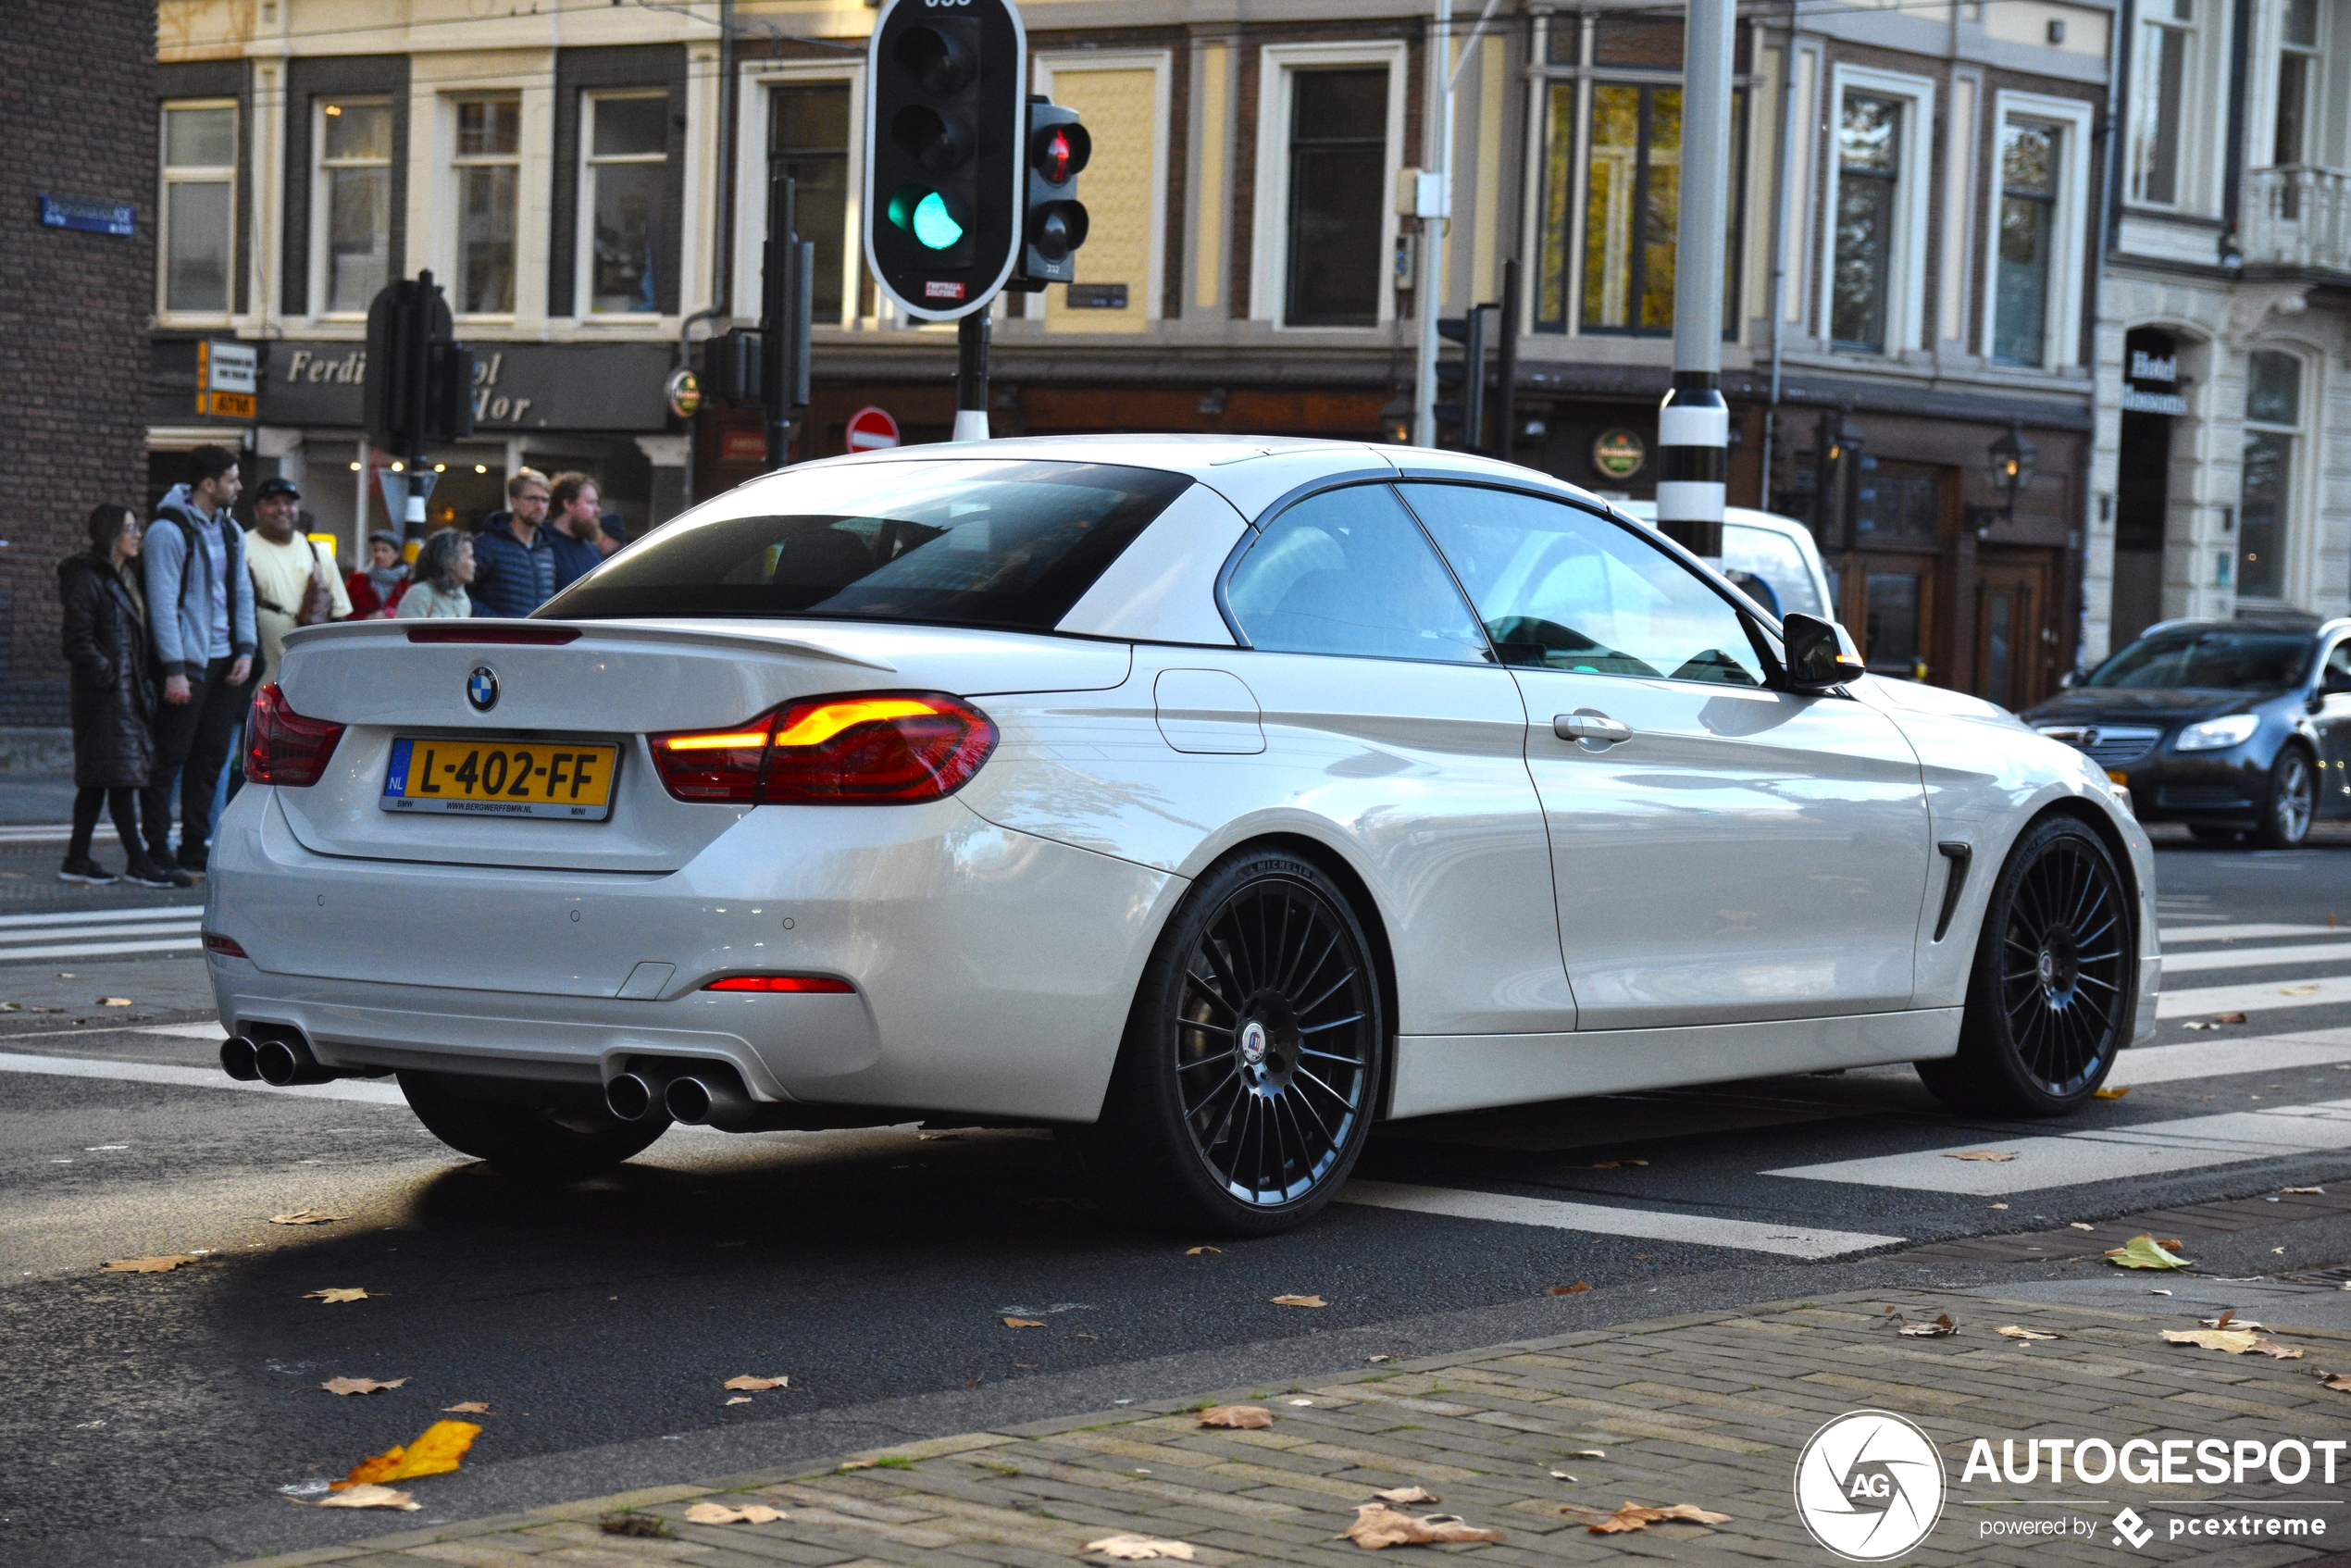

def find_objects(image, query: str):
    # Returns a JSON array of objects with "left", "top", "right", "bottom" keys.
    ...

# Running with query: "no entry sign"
[{"left": 845, "top": 405, "right": 902, "bottom": 454}]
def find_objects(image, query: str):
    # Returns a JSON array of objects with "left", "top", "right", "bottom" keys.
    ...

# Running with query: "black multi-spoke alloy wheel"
[
  {"left": 1081, "top": 850, "right": 1386, "bottom": 1235},
  {"left": 1917, "top": 817, "right": 2135, "bottom": 1116},
  {"left": 400, "top": 1071, "right": 669, "bottom": 1178},
  {"left": 2254, "top": 747, "right": 2317, "bottom": 849}
]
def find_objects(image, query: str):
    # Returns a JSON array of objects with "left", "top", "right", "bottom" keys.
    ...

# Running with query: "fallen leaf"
[
  {"left": 1001, "top": 1317, "right": 1045, "bottom": 1328},
  {"left": 1549, "top": 1471, "right": 1576, "bottom": 1481},
  {"left": 1186, "top": 1246, "right": 1222, "bottom": 1255},
  {"left": 100, "top": 1255, "right": 202, "bottom": 1274},
  {"left": 2275, "top": 1246, "right": 2289, "bottom": 1254},
  {"left": 601, "top": 1512, "right": 672, "bottom": 1537},
  {"left": 1574, "top": 1450, "right": 1606, "bottom": 1459},
  {"left": 2105, "top": 1235, "right": 2193, "bottom": 1270},
  {"left": 1087, "top": 1534, "right": 1196, "bottom": 1561},
  {"left": 2094, "top": 1087, "right": 2130, "bottom": 1099},
  {"left": 2214, "top": 1013, "right": 2248, "bottom": 1024},
  {"left": 1365, "top": 1354, "right": 1392, "bottom": 1363},
  {"left": 1898, "top": 1313, "right": 1959, "bottom": 1338},
  {"left": 725, "top": 1397, "right": 753, "bottom": 1406},
  {"left": 2069, "top": 1222, "right": 2096, "bottom": 1231},
  {"left": 2283, "top": 986, "right": 2320, "bottom": 997},
  {"left": 332, "top": 1419, "right": 480, "bottom": 1489},
  {"left": 1374, "top": 1487, "right": 1441, "bottom": 1504},
  {"left": 1337, "top": 1503, "right": 1504, "bottom": 1549},
  {"left": 2182, "top": 1021, "right": 2220, "bottom": 1031},
  {"left": 2161, "top": 1329, "right": 2302, "bottom": 1359},
  {"left": 269, "top": 1211, "right": 349, "bottom": 1226},
  {"left": 442, "top": 1402, "right": 490, "bottom": 1413},
  {"left": 1271, "top": 1294, "right": 1325, "bottom": 1308},
  {"left": 99, "top": 997, "right": 132, "bottom": 1007},
  {"left": 318, "top": 1376, "right": 406, "bottom": 1396},
  {"left": 1563, "top": 1501, "right": 1732, "bottom": 1536},
  {"left": 2320, "top": 1374, "right": 2351, "bottom": 1393},
  {"left": 1286, "top": 1397, "right": 1312, "bottom": 1406},
  {"left": 2284, "top": 1187, "right": 2326, "bottom": 1195},
  {"left": 1945, "top": 1151, "right": 2017, "bottom": 1163},
  {"left": 1548, "top": 1282, "right": 1591, "bottom": 1295},
  {"left": 1997, "top": 1326, "right": 2062, "bottom": 1342},
  {"left": 723, "top": 1375, "right": 789, "bottom": 1390},
  {"left": 305, "top": 1288, "right": 372, "bottom": 1304},
  {"left": 837, "top": 1460, "right": 876, "bottom": 1472},
  {"left": 1198, "top": 1404, "right": 1274, "bottom": 1429},
  {"left": 299, "top": 1484, "right": 418, "bottom": 1511},
  {"left": 2201, "top": 1310, "right": 2251, "bottom": 1330},
  {"left": 685, "top": 1501, "right": 788, "bottom": 1524}
]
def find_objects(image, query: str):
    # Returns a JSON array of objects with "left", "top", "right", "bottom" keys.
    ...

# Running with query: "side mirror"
[{"left": 1783, "top": 613, "right": 1867, "bottom": 692}]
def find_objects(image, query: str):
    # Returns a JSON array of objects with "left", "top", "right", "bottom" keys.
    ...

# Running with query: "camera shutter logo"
[
  {"left": 1793, "top": 1410, "right": 1946, "bottom": 1561},
  {"left": 467, "top": 666, "right": 500, "bottom": 713}
]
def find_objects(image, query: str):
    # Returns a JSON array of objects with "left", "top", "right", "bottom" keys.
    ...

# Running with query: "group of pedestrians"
[{"left": 54, "top": 447, "right": 623, "bottom": 888}]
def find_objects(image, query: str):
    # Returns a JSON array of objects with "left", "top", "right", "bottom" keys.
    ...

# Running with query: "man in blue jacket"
[
  {"left": 469, "top": 468, "right": 556, "bottom": 618},
  {"left": 142, "top": 444, "right": 255, "bottom": 881}
]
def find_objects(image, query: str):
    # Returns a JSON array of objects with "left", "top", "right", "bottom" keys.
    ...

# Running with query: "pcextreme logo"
[{"left": 1794, "top": 1410, "right": 1947, "bottom": 1561}]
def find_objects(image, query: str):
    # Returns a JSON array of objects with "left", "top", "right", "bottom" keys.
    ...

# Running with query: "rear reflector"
[
  {"left": 703, "top": 975, "right": 855, "bottom": 994},
  {"left": 203, "top": 933, "right": 247, "bottom": 958},
  {"left": 404, "top": 625, "right": 582, "bottom": 645},
  {"left": 245, "top": 684, "right": 346, "bottom": 787},
  {"left": 648, "top": 691, "right": 997, "bottom": 805}
]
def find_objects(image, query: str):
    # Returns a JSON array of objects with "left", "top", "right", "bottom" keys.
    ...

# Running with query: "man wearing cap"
[{"left": 243, "top": 476, "right": 350, "bottom": 690}]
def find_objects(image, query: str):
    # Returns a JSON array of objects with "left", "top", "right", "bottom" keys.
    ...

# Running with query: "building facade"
[
  {"left": 3, "top": 0, "right": 155, "bottom": 731},
  {"left": 2087, "top": 0, "right": 2351, "bottom": 662}
]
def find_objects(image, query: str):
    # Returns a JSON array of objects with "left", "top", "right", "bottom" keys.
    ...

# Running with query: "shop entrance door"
[
  {"left": 1972, "top": 557, "right": 2048, "bottom": 713},
  {"left": 1832, "top": 461, "right": 1954, "bottom": 680}
]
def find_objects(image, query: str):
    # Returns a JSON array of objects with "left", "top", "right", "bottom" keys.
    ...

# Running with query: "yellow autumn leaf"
[
  {"left": 1272, "top": 1293, "right": 1326, "bottom": 1308},
  {"left": 1001, "top": 1317, "right": 1045, "bottom": 1328},
  {"left": 100, "top": 1255, "right": 203, "bottom": 1274},
  {"left": 305, "top": 1288, "right": 372, "bottom": 1304},
  {"left": 333, "top": 1420, "right": 481, "bottom": 1489}
]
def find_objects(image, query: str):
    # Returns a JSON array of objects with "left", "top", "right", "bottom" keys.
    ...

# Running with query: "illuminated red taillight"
[
  {"left": 245, "top": 684, "right": 345, "bottom": 787},
  {"left": 703, "top": 975, "right": 855, "bottom": 994},
  {"left": 647, "top": 691, "right": 997, "bottom": 805}
]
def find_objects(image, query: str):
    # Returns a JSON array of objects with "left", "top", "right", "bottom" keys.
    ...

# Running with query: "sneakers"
[
  {"left": 124, "top": 857, "right": 193, "bottom": 890},
  {"left": 58, "top": 855, "right": 118, "bottom": 886}
]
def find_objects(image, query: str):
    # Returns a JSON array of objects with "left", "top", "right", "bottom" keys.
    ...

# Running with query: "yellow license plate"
[{"left": 381, "top": 738, "right": 619, "bottom": 820}]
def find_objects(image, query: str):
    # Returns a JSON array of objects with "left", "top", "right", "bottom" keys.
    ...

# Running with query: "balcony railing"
[{"left": 2242, "top": 165, "right": 2351, "bottom": 275}]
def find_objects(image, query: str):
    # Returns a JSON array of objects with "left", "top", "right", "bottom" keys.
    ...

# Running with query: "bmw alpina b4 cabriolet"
[{"left": 207, "top": 436, "right": 2158, "bottom": 1233}]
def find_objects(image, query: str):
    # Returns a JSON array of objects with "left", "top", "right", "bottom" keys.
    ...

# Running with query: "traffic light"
[
  {"left": 1019, "top": 99, "right": 1090, "bottom": 284},
  {"left": 1434, "top": 304, "right": 1495, "bottom": 454},
  {"left": 703, "top": 329, "right": 762, "bottom": 407},
  {"left": 363, "top": 271, "right": 473, "bottom": 458},
  {"left": 864, "top": 0, "right": 1025, "bottom": 319}
]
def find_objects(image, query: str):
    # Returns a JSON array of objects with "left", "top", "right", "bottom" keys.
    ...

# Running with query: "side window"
[
  {"left": 1399, "top": 483, "right": 1767, "bottom": 687},
  {"left": 1225, "top": 487, "right": 1490, "bottom": 664},
  {"left": 2326, "top": 640, "right": 2351, "bottom": 688}
]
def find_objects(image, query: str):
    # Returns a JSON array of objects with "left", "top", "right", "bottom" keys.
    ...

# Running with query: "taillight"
[
  {"left": 245, "top": 684, "right": 345, "bottom": 788},
  {"left": 204, "top": 933, "right": 247, "bottom": 957},
  {"left": 648, "top": 691, "right": 996, "bottom": 805},
  {"left": 703, "top": 975, "right": 855, "bottom": 994}
]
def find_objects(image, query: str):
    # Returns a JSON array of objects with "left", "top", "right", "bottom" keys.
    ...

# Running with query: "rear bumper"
[{"left": 206, "top": 789, "right": 1178, "bottom": 1121}]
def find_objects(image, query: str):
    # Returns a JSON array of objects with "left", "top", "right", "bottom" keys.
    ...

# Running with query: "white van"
[{"left": 1614, "top": 502, "right": 1836, "bottom": 626}]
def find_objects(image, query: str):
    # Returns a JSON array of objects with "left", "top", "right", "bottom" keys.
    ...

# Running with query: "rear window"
[{"left": 542, "top": 459, "right": 1195, "bottom": 630}]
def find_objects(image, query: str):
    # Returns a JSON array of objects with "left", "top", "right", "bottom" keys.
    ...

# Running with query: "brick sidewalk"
[{"left": 248, "top": 1288, "right": 2351, "bottom": 1568}]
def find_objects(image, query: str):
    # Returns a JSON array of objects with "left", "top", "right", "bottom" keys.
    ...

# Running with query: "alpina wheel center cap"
[{"left": 1238, "top": 1020, "right": 1270, "bottom": 1067}]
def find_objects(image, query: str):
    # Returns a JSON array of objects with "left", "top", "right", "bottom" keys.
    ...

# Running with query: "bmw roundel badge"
[{"left": 466, "top": 666, "right": 500, "bottom": 713}]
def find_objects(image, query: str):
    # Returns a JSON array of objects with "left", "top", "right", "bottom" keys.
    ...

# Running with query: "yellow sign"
[
  {"left": 383, "top": 738, "right": 619, "bottom": 820},
  {"left": 202, "top": 390, "right": 256, "bottom": 419}
]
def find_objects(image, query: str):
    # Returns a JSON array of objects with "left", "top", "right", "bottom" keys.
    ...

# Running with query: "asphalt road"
[{"left": 4, "top": 823, "right": 2350, "bottom": 1566}]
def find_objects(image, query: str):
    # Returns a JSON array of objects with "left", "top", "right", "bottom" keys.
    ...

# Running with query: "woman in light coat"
[{"left": 395, "top": 529, "right": 478, "bottom": 619}]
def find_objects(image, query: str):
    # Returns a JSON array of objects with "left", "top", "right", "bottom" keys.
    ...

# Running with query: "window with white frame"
[
  {"left": 161, "top": 101, "right": 236, "bottom": 315},
  {"left": 452, "top": 95, "right": 520, "bottom": 315},
  {"left": 1831, "top": 93, "right": 1901, "bottom": 352},
  {"left": 2274, "top": 0, "right": 2319, "bottom": 167},
  {"left": 317, "top": 98, "right": 392, "bottom": 315},
  {"left": 1991, "top": 119, "right": 2059, "bottom": 367},
  {"left": 1252, "top": 45, "right": 1402, "bottom": 330},
  {"left": 2131, "top": 0, "right": 2192, "bottom": 204},
  {"left": 2239, "top": 349, "right": 2303, "bottom": 601},
  {"left": 582, "top": 92, "right": 668, "bottom": 315},
  {"left": 768, "top": 81, "right": 852, "bottom": 323}
]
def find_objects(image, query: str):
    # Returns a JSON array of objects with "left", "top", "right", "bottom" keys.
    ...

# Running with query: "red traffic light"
[{"left": 1030, "top": 120, "right": 1091, "bottom": 184}]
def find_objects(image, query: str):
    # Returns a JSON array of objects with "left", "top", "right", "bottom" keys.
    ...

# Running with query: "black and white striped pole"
[{"left": 1657, "top": 0, "right": 1737, "bottom": 558}]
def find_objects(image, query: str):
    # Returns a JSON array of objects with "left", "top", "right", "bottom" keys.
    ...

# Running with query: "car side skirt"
[{"left": 1387, "top": 1008, "right": 1965, "bottom": 1120}]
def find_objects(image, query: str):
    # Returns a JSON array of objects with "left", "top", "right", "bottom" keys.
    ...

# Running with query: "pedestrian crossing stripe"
[
  {"left": 2158, "top": 974, "right": 2351, "bottom": 1018},
  {"left": 2161, "top": 941, "right": 2351, "bottom": 976}
]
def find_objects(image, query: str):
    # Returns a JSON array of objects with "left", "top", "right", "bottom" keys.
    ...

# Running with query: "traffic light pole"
[
  {"left": 1658, "top": 0, "right": 1736, "bottom": 556},
  {"left": 954, "top": 313, "right": 991, "bottom": 442},
  {"left": 763, "top": 172, "right": 797, "bottom": 468}
]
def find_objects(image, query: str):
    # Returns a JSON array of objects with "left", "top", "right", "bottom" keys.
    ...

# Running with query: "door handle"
[{"left": 1553, "top": 712, "right": 1633, "bottom": 745}]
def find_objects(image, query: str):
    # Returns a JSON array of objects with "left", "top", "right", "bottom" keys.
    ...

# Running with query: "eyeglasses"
[{"left": 520, "top": 492, "right": 550, "bottom": 504}]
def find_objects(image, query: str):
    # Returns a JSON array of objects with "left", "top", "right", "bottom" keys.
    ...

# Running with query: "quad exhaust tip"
[
  {"left": 219, "top": 1036, "right": 260, "bottom": 1081},
  {"left": 604, "top": 1069, "right": 667, "bottom": 1123},
  {"left": 664, "top": 1072, "right": 754, "bottom": 1128}
]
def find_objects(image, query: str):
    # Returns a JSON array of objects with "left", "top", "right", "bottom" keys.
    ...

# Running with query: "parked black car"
[{"left": 2021, "top": 616, "right": 2351, "bottom": 848}]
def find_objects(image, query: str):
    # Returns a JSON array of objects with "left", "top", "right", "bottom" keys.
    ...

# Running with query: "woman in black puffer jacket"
[{"left": 56, "top": 504, "right": 157, "bottom": 885}]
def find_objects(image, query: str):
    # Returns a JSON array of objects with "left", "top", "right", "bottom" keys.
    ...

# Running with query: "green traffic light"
[{"left": 911, "top": 192, "right": 964, "bottom": 250}]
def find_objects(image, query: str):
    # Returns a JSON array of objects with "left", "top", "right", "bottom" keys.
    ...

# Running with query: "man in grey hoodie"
[{"left": 142, "top": 444, "right": 255, "bottom": 880}]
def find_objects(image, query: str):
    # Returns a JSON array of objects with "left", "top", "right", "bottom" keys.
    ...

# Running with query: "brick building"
[{"left": 0, "top": 0, "right": 155, "bottom": 739}]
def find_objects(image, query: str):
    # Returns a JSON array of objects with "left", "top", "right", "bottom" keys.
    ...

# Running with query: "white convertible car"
[{"left": 208, "top": 437, "right": 2158, "bottom": 1233}]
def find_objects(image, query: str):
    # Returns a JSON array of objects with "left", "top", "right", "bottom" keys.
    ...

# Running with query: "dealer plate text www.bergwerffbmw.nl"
[{"left": 380, "top": 737, "right": 618, "bottom": 820}]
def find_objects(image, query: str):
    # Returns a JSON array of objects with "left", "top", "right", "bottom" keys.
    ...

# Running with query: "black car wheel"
[
  {"left": 1917, "top": 817, "right": 2134, "bottom": 1116},
  {"left": 2253, "top": 747, "right": 2316, "bottom": 849},
  {"left": 1078, "top": 849, "right": 1385, "bottom": 1236},
  {"left": 400, "top": 1071, "right": 669, "bottom": 1177}
]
